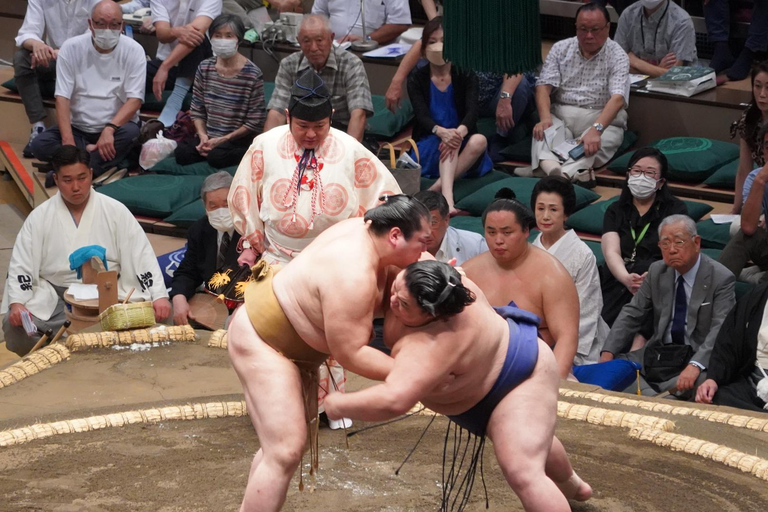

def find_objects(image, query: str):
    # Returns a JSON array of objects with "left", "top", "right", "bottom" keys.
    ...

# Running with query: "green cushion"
[
  {"left": 584, "top": 239, "right": 605, "bottom": 267},
  {"left": 736, "top": 280, "right": 756, "bottom": 300},
  {"left": 420, "top": 170, "right": 509, "bottom": 203},
  {"left": 455, "top": 177, "right": 600, "bottom": 217},
  {"left": 449, "top": 216, "right": 484, "bottom": 235},
  {"left": 701, "top": 248, "right": 721, "bottom": 260},
  {"left": 566, "top": 197, "right": 712, "bottom": 235},
  {"left": 149, "top": 156, "right": 238, "bottom": 177},
  {"left": 163, "top": 198, "right": 205, "bottom": 227},
  {"left": 263, "top": 81, "right": 275, "bottom": 104},
  {"left": 697, "top": 219, "right": 732, "bottom": 249},
  {"left": 100, "top": 174, "right": 205, "bottom": 218},
  {"left": 366, "top": 97, "right": 414, "bottom": 138},
  {"left": 499, "top": 137, "right": 533, "bottom": 163},
  {"left": 2, "top": 77, "right": 55, "bottom": 98},
  {"left": 703, "top": 159, "right": 740, "bottom": 189},
  {"left": 607, "top": 137, "right": 739, "bottom": 183}
]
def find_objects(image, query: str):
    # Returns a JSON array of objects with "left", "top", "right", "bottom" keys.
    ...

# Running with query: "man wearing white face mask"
[
  {"left": 29, "top": 0, "right": 146, "bottom": 178},
  {"left": 170, "top": 172, "right": 242, "bottom": 326},
  {"left": 614, "top": 0, "right": 698, "bottom": 78}
]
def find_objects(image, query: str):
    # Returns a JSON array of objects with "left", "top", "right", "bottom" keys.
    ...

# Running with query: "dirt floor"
[{"left": 0, "top": 339, "right": 767, "bottom": 511}]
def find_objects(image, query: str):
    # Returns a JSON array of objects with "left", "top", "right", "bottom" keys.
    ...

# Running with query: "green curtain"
[{"left": 443, "top": 0, "right": 542, "bottom": 75}]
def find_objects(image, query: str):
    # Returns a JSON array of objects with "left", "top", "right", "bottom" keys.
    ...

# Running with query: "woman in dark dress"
[{"left": 600, "top": 147, "right": 688, "bottom": 326}]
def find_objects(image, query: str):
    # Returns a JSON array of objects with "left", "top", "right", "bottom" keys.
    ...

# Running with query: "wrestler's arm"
[
  {"left": 544, "top": 267, "right": 579, "bottom": 379},
  {"left": 325, "top": 332, "right": 453, "bottom": 421},
  {"left": 323, "top": 274, "right": 395, "bottom": 381}
]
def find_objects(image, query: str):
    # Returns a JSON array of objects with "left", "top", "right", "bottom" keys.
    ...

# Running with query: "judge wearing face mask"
[
  {"left": 600, "top": 147, "right": 687, "bottom": 326},
  {"left": 407, "top": 16, "right": 493, "bottom": 216},
  {"left": 29, "top": 0, "right": 145, "bottom": 178},
  {"left": 613, "top": 0, "right": 698, "bottom": 78},
  {"left": 170, "top": 172, "right": 242, "bottom": 326},
  {"left": 173, "top": 14, "right": 266, "bottom": 169}
]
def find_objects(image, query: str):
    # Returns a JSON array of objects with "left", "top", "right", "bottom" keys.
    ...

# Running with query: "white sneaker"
[{"left": 328, "top": 417, "right": 353, "bottom": 430}]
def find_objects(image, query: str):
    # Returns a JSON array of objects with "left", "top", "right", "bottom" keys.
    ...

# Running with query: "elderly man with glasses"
[
  {"left": 600, "top": 215, "right": 735, "bottom": 398},
  {"left": 29, "top": 0, "right": 145, "bottom": 178},
  {"left": 530, "top": 1, "right": 630, "bottom": 188}
]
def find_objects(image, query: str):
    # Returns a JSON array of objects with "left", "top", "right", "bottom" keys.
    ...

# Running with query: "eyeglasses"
[
  {"left": 576, "top": 24, "right": 608, "bottom": 35},
  {"left": 658, "top": 238, "right": 691, "bottom": 250},
  {"left": 92, "top": 20, "right": 123, "bottom": 30},
  {"left": 628, "top": 166, "right": 660, "bottom": 179}
]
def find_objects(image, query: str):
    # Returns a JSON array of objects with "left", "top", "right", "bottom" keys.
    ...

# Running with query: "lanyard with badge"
[
  {"left": 640, "top": 0, "right": 670, "bottom": 61},
  {"left": 625, "top": 223, "right": 651, "bottom": 264}
]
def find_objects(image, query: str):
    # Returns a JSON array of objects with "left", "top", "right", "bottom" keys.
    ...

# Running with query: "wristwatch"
[
  {"left": 499, "top": 91, "right": 512, "bottom": 100},
  {"left": 592, "top": 122, "right": 604, "bottom": 133}
]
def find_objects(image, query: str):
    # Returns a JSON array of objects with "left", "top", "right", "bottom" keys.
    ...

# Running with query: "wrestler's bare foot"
[{"left": 556, "top": 472, "right": 592, "bottom": 502}]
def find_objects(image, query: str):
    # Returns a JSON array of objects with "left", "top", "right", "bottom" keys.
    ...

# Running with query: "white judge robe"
[
  {"left": 1, "top": 190, "right": 168, "bottom": 321},
  {"left": 532, "top": 229, "right": 607, "bottom": 365}
]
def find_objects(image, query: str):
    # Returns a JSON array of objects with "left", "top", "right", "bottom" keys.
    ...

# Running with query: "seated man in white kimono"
[{"left": 2, "top": 146, "right": 171, "bottom": 356}]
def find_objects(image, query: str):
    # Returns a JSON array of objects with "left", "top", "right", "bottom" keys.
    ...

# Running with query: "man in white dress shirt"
[
  {"left": 414, "top": 190, "right": 487, "bottom": 265},
  {"left": 531, "top": 2, "right": 630, "bottom": 187},
  {"left": 13, "top": 0, "right": 100, "bottom": 157},
  {"left": 312, "top": 0, "right": 411, "bottom": 45}
]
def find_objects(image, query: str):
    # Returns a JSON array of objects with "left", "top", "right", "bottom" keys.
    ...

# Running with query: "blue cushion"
[{"left": 573, "top": 359, "right": 642, "bottom": 391}]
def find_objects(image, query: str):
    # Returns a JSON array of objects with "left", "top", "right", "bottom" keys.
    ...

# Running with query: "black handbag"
[{"left": 643, "top": 344, "right": 693, "bottom": 383}]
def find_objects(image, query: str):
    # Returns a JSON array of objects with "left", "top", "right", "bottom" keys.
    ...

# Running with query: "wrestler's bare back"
[
  {"left": 462, "top": 246, "right": 570, "bottom": 346},
  {"left": 272, "top": 218, "right": 388, "bottom": 354},
  {"left": 383, "top": 279, "right": 512, "bottom": 416}
]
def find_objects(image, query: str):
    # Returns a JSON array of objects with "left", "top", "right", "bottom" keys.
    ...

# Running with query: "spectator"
[
  {"left": 614, "top": 0, "right": 698, "bottom": 78},
  {"left": 413, "top": 190, "right": 487, "bottom": 265},
  {"left": 382, "top": 7, "right": 534, "bottom": 164},
  {"left": 312, "top": 0, "right": 411, "bottom": 45},
  {"left": 263, "top": 14, "right": 373, "bottom": 141},
  {"left": 149, "top": 0, "right": 221, "bottom": 127},
  {"left": 408, "top": 17, "right": 493, "bottom": 214},
  {"left": 719, "top": 123, "right": 768, "bottom": 282},
  {"left": 14, "top": 0, "right": 100, "bottom": 158},
  {"left": 121, "top": 0, "right": 150, "bottom": 14},
  {"left": 174, "top": 14, "right": 266, "bottom": 169},
  {"left": 1, "top": 146, "right": 170, "bottom": 357},
  {"left": 706, "top": 0, "right": 768, "bottom": 81},
  {"left": 696, "top": 282, "right": 768, "bottom": 412},
  {"left": 30, "top": 0, "right": 146, "bottom": 178},
  {"left": 531, "top": 176, "right": 607, "bottom": 365},
  {"left": 730, "top": 61, "right": 768, "bottom": 214},
  {"left": 463, "top": 190, "right": 579, "bottom": 379},
  {"left": 171, "top": 172, "right": 242, "bottom": 325},
  {"left": 531, "top": 2, "right": 629, "bottom": 187},
  {"left": 600, "top": 147, "right": 687, "bottom": 326},
  {"left": 600, "top": 215, "right": 736, "bottom": 398}
]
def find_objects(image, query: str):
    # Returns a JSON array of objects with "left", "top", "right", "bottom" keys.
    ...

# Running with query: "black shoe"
[
  {"left": 44, "top": 170, "right": 55, "bottom": 188},
  {"left": 23, "top": 141, "right": 34, "bottom": 158}
]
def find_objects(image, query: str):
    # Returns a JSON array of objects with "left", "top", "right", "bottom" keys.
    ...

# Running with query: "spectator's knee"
[{"left": 13, "top": 48, "right": 32, "bottom": 75}]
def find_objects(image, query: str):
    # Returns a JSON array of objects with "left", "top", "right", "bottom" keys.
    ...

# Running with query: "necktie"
[
  {"left": 218, "top": 232, "right": 231, "bottom": 269},
  {"left": 670, "top": 275, "right": 687, "bottom": 345}
]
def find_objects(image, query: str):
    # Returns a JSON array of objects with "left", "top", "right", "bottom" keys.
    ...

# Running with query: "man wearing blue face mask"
[
  {"left": 29, "top": 0, "right": 146, "bottom": 178},
  {"left": 170, "top": 171, "right": 242, "bottom": 326}
]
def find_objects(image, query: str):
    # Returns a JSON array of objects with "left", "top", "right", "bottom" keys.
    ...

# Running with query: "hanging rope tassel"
[{"left": 443, "top": 0, "right": 542, "bottom": 75}]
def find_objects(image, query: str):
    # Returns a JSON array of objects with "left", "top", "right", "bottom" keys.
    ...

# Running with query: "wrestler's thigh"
[
  {"left": 227, "top": 306, "right": 307, "bottom": 449},
  {"left": 486, "top": 340, "right": 560, "bottom": 471}
]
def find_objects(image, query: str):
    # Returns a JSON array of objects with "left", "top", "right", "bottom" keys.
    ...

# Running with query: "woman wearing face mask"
[
  {"left": 600, "top": 147, "right": 687, "bottom": 326},
  {"left": 407, "top": 16, "right": 493, "bottom": 216},
  {"left": 174, "top": 14, "right": 266, "bottom": 169},
  {"left": 170, "top": 171, "right": 241, "bottom": 326}
]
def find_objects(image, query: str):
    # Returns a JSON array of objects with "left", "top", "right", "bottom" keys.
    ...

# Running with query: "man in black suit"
[
  {"left": 171, "top": 171, "right": 241, "bottom": 325},
  {"left": 696, "top": 282, "right": 768, "bottom": 413}
]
